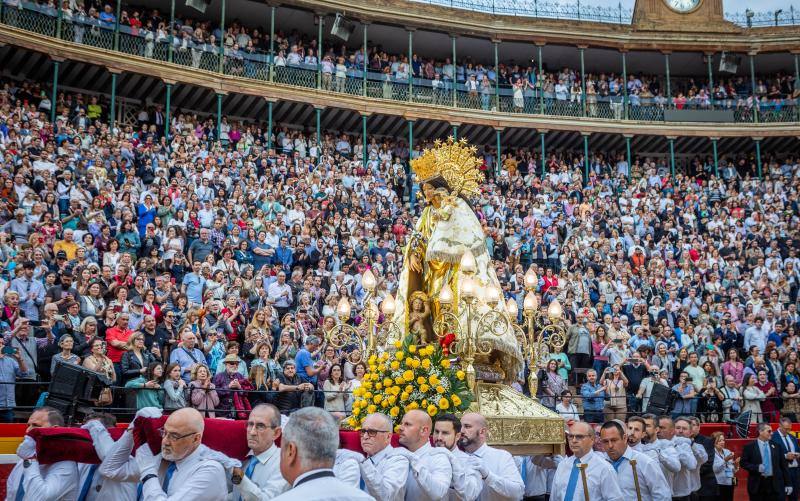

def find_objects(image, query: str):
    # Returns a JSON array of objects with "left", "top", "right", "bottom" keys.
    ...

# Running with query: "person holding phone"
[{"left": 0, "top": 335, "right": 29, "bottom": 422}]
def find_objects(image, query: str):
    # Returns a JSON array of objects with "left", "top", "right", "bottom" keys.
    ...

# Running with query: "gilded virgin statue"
[{"left": 389, "top": 138, "right": 523, "bottom": 384}]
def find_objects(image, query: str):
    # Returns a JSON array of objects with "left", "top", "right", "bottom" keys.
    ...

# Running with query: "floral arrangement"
[{"left": 347, "top": 334, "right": 473, "bottom": 430}]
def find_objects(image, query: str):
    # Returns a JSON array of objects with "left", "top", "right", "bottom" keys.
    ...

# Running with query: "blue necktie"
[
  {"left": 162, "top": 462, "right": 177, "bottom": 493},
  {"left": 520, "top": 457, "right": 528, "bottom": 485},
  {"left": 762, "top": 442, "right": 772, "bottom": 476},
  {"left": 611, "top": 456, "right": 627, "bottom": 472},
  {"left": 239, "top": 457, "right": 258, "bottom": 501},
  {"left": 77, "top": 464, "right": 99, "bottom": 501},
  {"left": 14, "top": 472, "right": 25, "bottom": 501},
  {"left": 564, "top": 459, "right": 581, "bottom": 501}
]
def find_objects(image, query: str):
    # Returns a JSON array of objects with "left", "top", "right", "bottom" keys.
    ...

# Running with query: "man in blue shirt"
[
  {"left": 295, "top": 335, "right": 322, "bottom": 387},
  {"left": 580, "top": 369, "right": 606, "bottom": 423},
  {"left": 181, "top": 260, "right": 206, "bottom": 307},
  {"left": 169, "top": 331, "right": 208, "bottom": 383}
]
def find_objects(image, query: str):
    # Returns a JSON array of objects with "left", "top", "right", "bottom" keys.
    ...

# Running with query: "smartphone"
[{"left": 2, "top": 346, "right": 18, "bottom": 356}]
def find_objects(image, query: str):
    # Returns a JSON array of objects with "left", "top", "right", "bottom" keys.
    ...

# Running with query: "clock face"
[{"left": 664, "top": 0, "right": 701, "bottom": 13}]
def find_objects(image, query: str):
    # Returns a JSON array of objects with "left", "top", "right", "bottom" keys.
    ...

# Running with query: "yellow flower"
[
  {"left": 347, "top": 417, "right": 357, "bottom": 427},
  {"left": 438, "top": 397, "right": 450, "bottom": 410},
  {"left": 363, "top": 382, "right": 373, "bottom": 391},
  {"left": 408, "top": 402, "right": 419, "bottom": 410},
  {"left": 436, "top": 385, "right": 445, "bottom": 394},
  {"left": 410, "top": 359, "right": 420, "bottom": 369},
  {"left": 421, "top": 399, "right": 428, "bottom": 408},
  {"left": 390, "top": 361, "right": 400, "bottom": 370},
  {"left": 429, "top": 375, "right": 439, "bottom": 386},
  {"left": 403, "top": 370, "right": 414, "bottom": 382},
  {"left": 396, "top": 351, "right": 405, "bottom": 361},
  {"left": 419, "top": 383, "right": 430, "bottom": 393},
  {"left": 380, "top": 352, "right": 390, "bottom": 362},
  {"left": 405, "top": 385, "right": 414, "bottom": 394},
  {"left": 427, "top": 404, "right": 438, "bottom": 417},
  {"left": 440, "top": 359, "right": 451, "bottom": 369},
  {"left": 400, "top": 392, "right": 410, "bottom": 401},
  {"left": 352, "top": 406, "right": 362, "bottom": 416},
  {"left": 408, "top": 345, "right": 417, "bottom": 353},
  {"left": 367, "top": 404, "right": 377, "bottom": 414},
  {"left": 404, "top": 358, "right": 413, "bottom": 368},
  {"left": 369, "top": 365, "right": 377, "bottom": 373},
  {"left": 452, "top": 395, "right": 462, "bottom": 407},
  {"left": 381, "top": 400, "right": 389, "bottom": 408},
  {"left": 394, "top": 377, "right": 405, "bottom": 385},
  {"left": 375, "top": 383, "right": 383, "bottom": 391},
  {"left": 417, "top": 376, "right": 427, "bottom": 385},
  {"left": 373, "top": 394, "right": 382, "bottom": 404},
  {"left": 389, "top": 406, "right": 400, "bottom": 417},
  {"left": 363, "top": 391, "right": 373, "bottom": 400},
  {"left": 353, "top": 387, "right": 364, "bottom": 397},
  {"left": 456, "top": 370, "right": 465, "bottom": 380},
  {"left": 423, "top": 346, "right": 434, "bottom": 356},
  {"left": 394, "top": 424, "right": 401, "bottom": 433},
  {"left": 394, "top": 341, "right": 403, "bottom": 349},
  {"left": 421, "top": 359, "right": 431, "bottom": 369},
  {"left": 383, "top": 378, "right": 393, "bottom": 387},
  {"left": 368, "top": 355, "right": 377, "bottom": 365}
]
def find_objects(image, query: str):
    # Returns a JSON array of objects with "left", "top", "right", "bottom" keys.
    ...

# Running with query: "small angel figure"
[{"left": 408, "top": 291, "right": 432, "bottom": 344}]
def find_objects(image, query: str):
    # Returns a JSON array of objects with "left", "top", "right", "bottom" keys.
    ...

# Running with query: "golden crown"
[{"left": 410, "top": 137, "right": 484, "bottom": 199}]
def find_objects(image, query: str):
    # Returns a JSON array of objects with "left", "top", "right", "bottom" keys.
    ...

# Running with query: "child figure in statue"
[{"left": 408, "top": 291, "right": 432, "bottom": 344}]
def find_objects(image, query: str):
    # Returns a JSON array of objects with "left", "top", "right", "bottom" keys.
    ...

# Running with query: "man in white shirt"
[
  {"left": 432, "top": 413, "right": 482, "bottom": 501},
  {"left": 6, "top": 407, "right": 78, "bottom": 501},
  {"left": 599, "top": 420, "right": 671, "bottom": 501},
  {"left": 357, "top": 413, "right": 408, "bottom": 501},
  {"left": 230, "top": 404, "right": 289, "bottom": 500},
  {"left": 267, "top": 271, "right": 293, "bottom": 318},
  {"left": 514, "top": 454, "right": 558, "bottom": 501},
  {"left": 658, "top": 416, "right": 698, "bottom": 501},
  {"left": 100, "top": 407, "right": 228, "bottom": 501},
  {"left": 271, "top": 407, "right": 373, "bottom": 500},
  {"left": 675, "top": 417, "right": 708, "bottom": 498},
  {"left": 79, "top": 413, "right": 137, "bottom": 501},
  {"left": 396, "top": 409, "right": 453, "bottom": 501},
  {"left": 629, "top": 415, "right": 680, "bottom": 491},
  {"left": 457, "top": 412, "right": 524, "bottom": 501},
  {"left": 550, "top": 421, "right": 624, "bottom": 501}
]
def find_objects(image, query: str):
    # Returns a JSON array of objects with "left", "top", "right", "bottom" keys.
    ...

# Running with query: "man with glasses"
[
  {"left": 231, "top": 404, "right": 288, "bottom": 500},
  {"left": 101, "top": 407, "right": 229, "bottom": 500},
  {"left": 550, "top": 421, "right": 623, "bottom": 501},
  {"left": 599, "top": 420, "right": 670, "bottom": 501},
  {"left": 355, "top": 412, "right": 408, "bottom": 501}
]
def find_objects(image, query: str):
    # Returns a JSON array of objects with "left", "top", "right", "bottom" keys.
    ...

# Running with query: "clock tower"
[{"left": 632, "top": 0, "right": 741, "bottom": 32}]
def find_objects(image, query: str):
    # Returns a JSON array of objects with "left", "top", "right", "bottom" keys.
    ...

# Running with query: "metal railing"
[
  {"left": 1, "top": 1, "right": 797, "bottom": 125},
  {"left": 726, "top": 6, "right": 800, "bottom": 27}
]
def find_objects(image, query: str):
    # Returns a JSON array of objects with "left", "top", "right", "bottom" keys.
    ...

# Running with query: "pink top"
[{"left": 721, "top": 360, "right": 745, "bottom": 385}]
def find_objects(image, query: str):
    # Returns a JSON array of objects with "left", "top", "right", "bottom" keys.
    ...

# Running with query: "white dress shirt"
[
  {"left": 634, "top": 440, "right": 681, "bottom": 489},
  {"left": 515, "top": 455, "right": 557, "bottom": 498},
  {"left": 776, "top": 430, "right": 798, "bottom": 468},
  {"left": 550, "top": 450, "right": 624, "bottom": 501},
  {"left": 360, "top": 445, "right": 408, "bottom": 501},
  {"left": 98, "top": 430, "right": 227, "bottom": 501},
  {"left": 230, "top": 444, "right": 289, "bottom": 501},
  {"left": 83, "top": 424, "right": 137, "bottom": 501},
  {"left": 688, "top": 439, "right": 708, "bottom": 493},
  {"left": 405, "top": 442, "right": 453, "bottom": 501},
  {"left": 6, "top": 459, "right": 78, "bottom": 501},
  {"left": 670, "top": 436, "right": 699, "bottom": 497},
  {"left": 271, "top": 468, "right": 375, "bottom": 501},
  {"left": 713, "top": 448, "right": 736, "bottom": 486},
  {"left": 449, "top": 448, "right": 482, "bottom": 501},
  {"left": 333, "top": 452, "right": 361, "bottom": 488},
  {"left": 469, "top": 443, "right": 524, "bottom": 501},
  {"left": 602, "top": 446, "right": 671, "bottom": 501}
]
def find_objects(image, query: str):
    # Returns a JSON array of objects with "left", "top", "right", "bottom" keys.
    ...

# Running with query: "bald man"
[
  {"left": 100, "top": 407, "right": 231, "bottom": 500},
  {"left": 396, "top": 409, "right": 453, "bottom": 501},
  {"left": 458, "top": 412, "right": 524, "bottom": 501},
  {"left": 550, "top": 421, "right": 623, "bottom": 501}
]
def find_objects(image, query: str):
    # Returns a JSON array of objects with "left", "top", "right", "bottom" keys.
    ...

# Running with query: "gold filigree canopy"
[{"left": 411, "top": 137, "right": 484, "bottom": 199}]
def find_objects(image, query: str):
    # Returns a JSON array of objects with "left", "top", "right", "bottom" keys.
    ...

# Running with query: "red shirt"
[{"left": 105, "top": 326, "right": 133, "bottom": 363}]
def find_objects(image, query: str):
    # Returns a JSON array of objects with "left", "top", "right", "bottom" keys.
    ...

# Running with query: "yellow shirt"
[{"left": 53, "top": 240, "right": 78, "bottom": 260}]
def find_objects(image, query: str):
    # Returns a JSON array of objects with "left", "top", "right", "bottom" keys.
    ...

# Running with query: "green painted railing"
[{"left": 2, "top": 1, "right": 797, "bottom": 125}]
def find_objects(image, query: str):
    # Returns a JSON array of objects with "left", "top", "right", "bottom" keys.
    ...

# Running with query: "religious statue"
[{"left": 390, "top": 138, "right": 523, "bottom": 384}]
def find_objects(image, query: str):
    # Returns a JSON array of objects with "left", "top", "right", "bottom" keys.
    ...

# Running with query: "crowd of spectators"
[
  {"left": 12, "top": 0, "right": 800, "bottom": 116},
  {"left": 1, "top": 65, "right": 800, "bottom": 427}
]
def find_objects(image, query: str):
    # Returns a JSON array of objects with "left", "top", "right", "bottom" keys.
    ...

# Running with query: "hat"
[
  {"left": 223, "top": 354, "right": 239, "bottom": 364},
  {"left": 131, "top": 297, "right": 145, "bottom": 307}
]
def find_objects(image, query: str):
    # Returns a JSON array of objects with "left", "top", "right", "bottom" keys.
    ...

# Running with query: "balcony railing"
[{"left": 2, "top": 1, "right": 798, "bottom": 125}]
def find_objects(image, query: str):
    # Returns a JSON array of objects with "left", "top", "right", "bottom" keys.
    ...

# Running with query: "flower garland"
[{"left": 347, "top": 334, "right": 473, "bottom": 429}]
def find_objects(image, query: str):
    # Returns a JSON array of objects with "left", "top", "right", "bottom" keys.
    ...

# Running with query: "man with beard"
[
  {"left": 432, "top": 413, "right": 482, "bottom": 501},
  {"left": 457, "top": 412, "right": 524, "bottom": 501},
  {"left": 636, "top": 414, "right": 680, "bottom": 491},
  {"left": 658, "top": 416, "right": 700, "bottom": 501}
]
